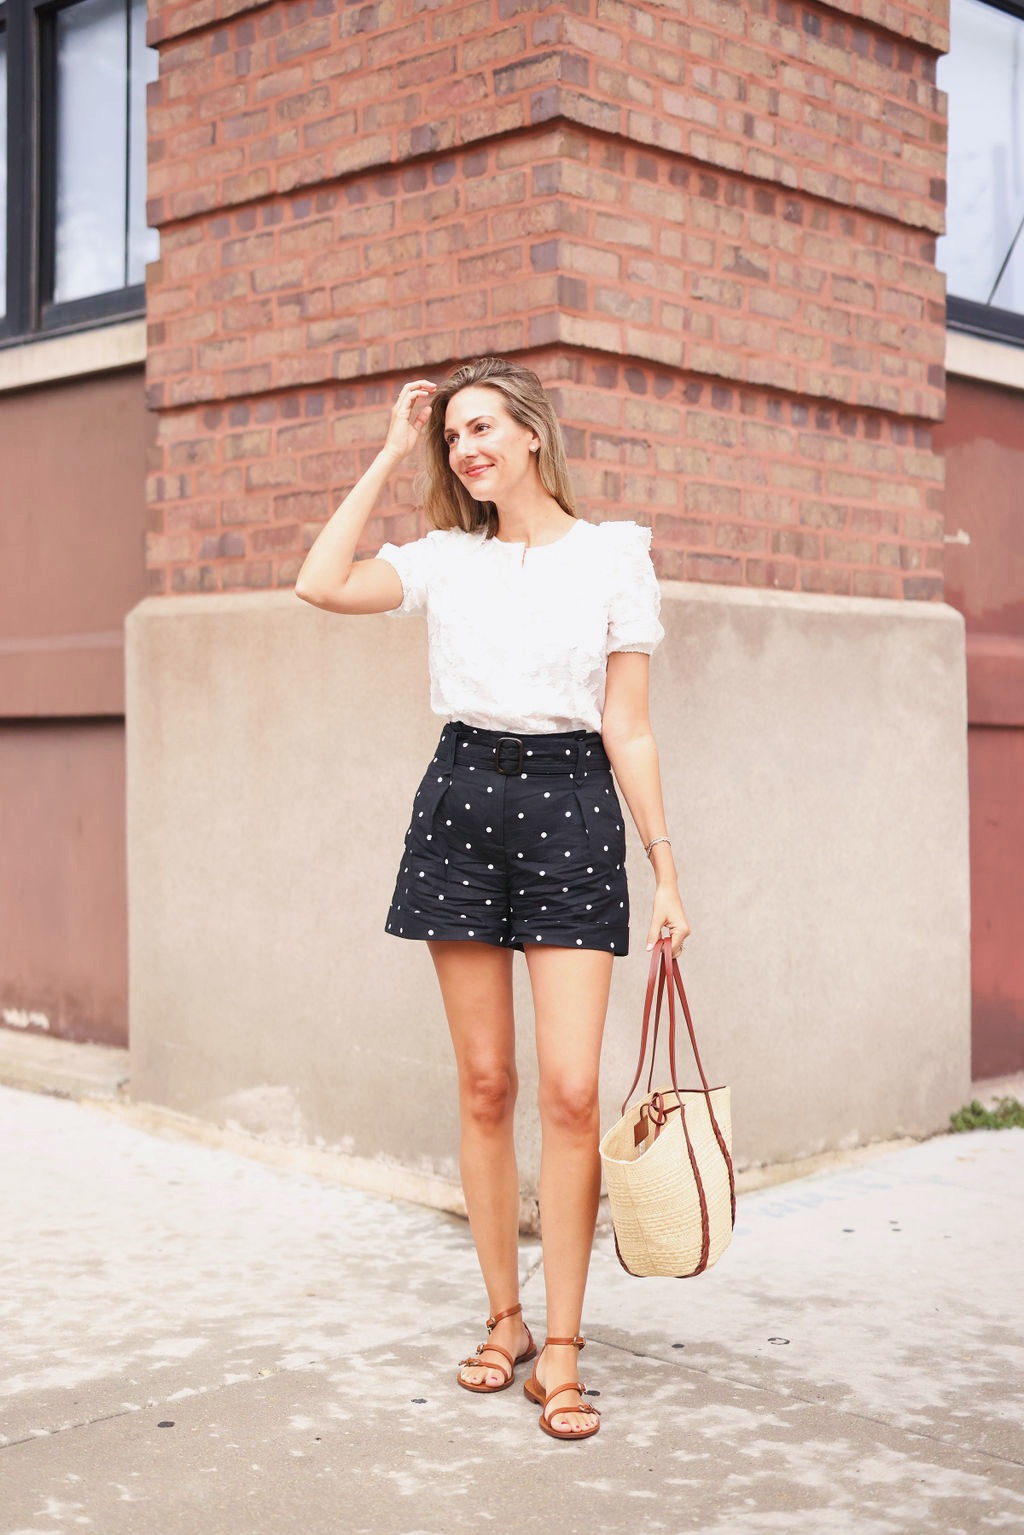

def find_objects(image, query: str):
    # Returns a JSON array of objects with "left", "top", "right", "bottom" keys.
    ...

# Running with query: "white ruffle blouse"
[{"left": 375, "top": 517, "right": 664, "bottom": 733}]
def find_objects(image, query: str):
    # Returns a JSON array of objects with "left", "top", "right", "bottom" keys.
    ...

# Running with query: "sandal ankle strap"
[
  {"left": 486, "top": 1302, "right": 523, "bottom": 1331},
  {"left": 543, "top": 1334, "right": 586, "bottom": 1351}
]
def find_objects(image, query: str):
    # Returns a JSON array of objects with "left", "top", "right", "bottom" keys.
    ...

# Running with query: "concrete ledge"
[
  {"left": 0, "top": 1026, "right": 129, "bottom": 1100},
  {"left": 91, "top": 1096, "right": 474, "bottom": 1222},
  {"left": 87, "top": 1096, "right": 934, "bottom": 1222},
  {"left": 946, "top": 328, "right": 1024, "bottom": 394},
  {"left": 0, "top": 320, "right": 146, "bottom": 394},
  {"left": 0, "top": 629, "right": 125, "bottom": 716},
  {"left": 965, "top": 631, "right": 1024, "bottom": 728},
  {"left": 125, "top": 580, "right": 971, "bottom": 1200}
]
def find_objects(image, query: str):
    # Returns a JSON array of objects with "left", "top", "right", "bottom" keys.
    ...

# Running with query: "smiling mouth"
[{"left": 464, "top": 465, "right": 491, "bottom": 478}]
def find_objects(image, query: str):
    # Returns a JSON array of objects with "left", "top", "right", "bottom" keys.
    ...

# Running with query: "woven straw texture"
[{"left": 599, "top": 1086, "right": 733, "bottom": 1278}]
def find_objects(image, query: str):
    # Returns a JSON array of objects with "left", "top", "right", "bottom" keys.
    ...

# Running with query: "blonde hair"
[{"left": 419, "top": 358, "right": 577, "bottom": 536}]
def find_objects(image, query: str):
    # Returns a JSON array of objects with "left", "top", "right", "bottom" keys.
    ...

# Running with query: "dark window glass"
[{"left": 938, "top": 0, "right": 1024, "bottom": 337}]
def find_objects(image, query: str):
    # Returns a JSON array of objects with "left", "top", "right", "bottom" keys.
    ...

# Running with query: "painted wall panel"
[
  {"left": 938, "top": 374, "right": 1024, "bottom": 1077},
  {"left": 0, "top": 369, "right": 151, "bottom": 717},
  {"left": 0, "top": 720, "right": 128, "bottom": 1046}
]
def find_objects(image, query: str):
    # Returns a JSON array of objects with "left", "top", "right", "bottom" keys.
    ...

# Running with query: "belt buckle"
[{"left": 495, "top": 736, "right": 525, "bottom": 775}]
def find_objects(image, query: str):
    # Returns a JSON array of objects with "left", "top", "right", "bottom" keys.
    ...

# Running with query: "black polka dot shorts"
[{"left": 385, "top": 720, "right": 630, "bottom": 955}]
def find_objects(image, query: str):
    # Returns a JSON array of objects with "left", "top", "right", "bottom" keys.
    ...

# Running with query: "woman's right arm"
[{"left": 293, "top": 379, "right": 436, "bottom": 614}]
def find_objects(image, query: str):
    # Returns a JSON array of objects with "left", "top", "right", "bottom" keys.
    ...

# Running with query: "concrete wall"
[{"left": 126, "top": 580, "right": 971, "bottom": 1206}]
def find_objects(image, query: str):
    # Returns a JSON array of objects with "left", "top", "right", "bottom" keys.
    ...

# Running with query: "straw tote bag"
[{"left": 599, "top": 936, "right": 736, "bottom": 1278}]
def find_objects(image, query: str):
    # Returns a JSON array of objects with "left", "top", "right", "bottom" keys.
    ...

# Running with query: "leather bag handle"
[{"left": 621, "top": 937, "right": 737, "bottom": 1234}]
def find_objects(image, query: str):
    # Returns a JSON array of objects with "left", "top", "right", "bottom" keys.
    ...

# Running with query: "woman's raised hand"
[{"left": 382, "top": 378, "right": 437, "bottom": 462}]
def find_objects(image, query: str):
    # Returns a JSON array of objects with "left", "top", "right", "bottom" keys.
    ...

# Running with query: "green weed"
[{"left": 950, "top": 1096, "right": 1024, "bottom": 1133}]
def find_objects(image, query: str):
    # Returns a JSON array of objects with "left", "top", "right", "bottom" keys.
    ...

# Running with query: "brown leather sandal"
[
  {"left": 523, "top": 1334, "right": 601, "bottom": 1441},
  {"left": 456, "top": 1302, "right": 537, "bottom": 1394}
]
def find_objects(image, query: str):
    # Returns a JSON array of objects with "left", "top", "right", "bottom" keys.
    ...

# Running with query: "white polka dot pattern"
[{"left": 385, "top": 724, "right": 630, "bottom": 955}]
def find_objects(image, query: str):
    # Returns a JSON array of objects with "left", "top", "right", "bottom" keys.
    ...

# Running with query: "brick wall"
[{"left": 145, "top": 0, "right": 948, "bottom": 598}]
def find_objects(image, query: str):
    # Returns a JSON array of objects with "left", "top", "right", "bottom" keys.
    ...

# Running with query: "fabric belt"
[{"left": 438, "top": 720, "right": 610, "bottom": 782}]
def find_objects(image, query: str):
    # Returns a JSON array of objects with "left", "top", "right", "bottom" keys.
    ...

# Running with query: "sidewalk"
[{"left": 2, "top": 1081, "right": 1023, "bottom": 1535}]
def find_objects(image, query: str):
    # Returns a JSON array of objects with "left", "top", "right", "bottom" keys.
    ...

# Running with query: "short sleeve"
[
  {"left": 605, "top": 521, "right": 665, "bottom": 655},
  {"left": 375, "top": 536, "right": 432, "bottom": 618}
]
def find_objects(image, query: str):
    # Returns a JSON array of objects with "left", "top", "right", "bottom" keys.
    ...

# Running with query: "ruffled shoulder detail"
[
  {"left": 593, "top": 518, "right": 653, "bottom": 555},
  {"left": 602, "top": 519, "right": 664, "bottom": 656}
]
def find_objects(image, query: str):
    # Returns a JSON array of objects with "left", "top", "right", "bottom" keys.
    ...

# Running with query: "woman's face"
[{"left": 443, "top": 386, "right": 539, "bottom": 503}]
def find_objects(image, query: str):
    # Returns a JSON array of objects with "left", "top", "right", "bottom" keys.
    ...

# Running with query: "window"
[
  {"left": 939, "top": 0, "right": 1024, "bottom": 344},
  {"left": 0, "top": 0, "right": 157, "bottom": 344}
]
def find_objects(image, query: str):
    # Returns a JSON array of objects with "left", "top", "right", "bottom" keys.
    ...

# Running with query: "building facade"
[
  {"left": 1, "top": 0, "right": 1020, "bottom": 1194},
  {"left": 1, "top": 0, "right": 154, "bottom": 1044}
]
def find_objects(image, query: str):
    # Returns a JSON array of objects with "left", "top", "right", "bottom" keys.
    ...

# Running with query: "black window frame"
[
  {"left": 943, "top": 0, "right": 1024, "bottom": 347},
  {"left": 0, "top": 0, "right": 148, "bottom": 348}
]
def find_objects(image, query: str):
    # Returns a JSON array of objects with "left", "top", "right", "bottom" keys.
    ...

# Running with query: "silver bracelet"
[{"left": 644, "top": 836, "right": 672, "bottom": 859}]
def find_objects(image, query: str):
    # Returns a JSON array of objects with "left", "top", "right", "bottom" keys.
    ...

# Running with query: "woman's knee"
[
  {"left": 460, "top": 1061, "right": 518, "bottom": 1129},
  {"left": 539, "top": 1076, "right": 600, "bottom": 1137}
]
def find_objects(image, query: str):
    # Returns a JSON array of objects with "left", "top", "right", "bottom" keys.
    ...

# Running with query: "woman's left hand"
[{"left": 646, "top": 885, "right": 692, "bottom": 957}]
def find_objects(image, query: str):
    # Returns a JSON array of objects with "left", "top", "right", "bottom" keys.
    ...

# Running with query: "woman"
[{"left": 295, "top": 358, "right": 690, "bottom": 1442}]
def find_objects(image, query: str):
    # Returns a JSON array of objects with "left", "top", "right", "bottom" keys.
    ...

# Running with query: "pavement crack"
[
  {"left": 589, "top": 1333, "right": 1024, "bottom": 1472},
  {"left": 1, "top": 1405, "right": 143, "bottom": 1450}
]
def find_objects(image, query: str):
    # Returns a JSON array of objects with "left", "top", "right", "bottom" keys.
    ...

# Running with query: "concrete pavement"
[{"left": 2, "top": 1082, "right": 1023, "bottom": 1535}]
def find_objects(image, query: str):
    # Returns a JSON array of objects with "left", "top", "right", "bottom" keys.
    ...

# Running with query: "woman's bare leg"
[
  {"left": 525, "top": 944, "right": 614, "bottom": 1432},
  {"left": 428, "top": 939, "right": 531, "bottom": 1385}
]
